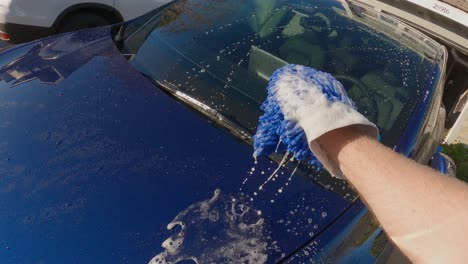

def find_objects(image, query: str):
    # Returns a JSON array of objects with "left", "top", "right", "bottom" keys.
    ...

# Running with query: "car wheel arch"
[{"left": 52, "top": 3, "right": 124, "bottom": 32}]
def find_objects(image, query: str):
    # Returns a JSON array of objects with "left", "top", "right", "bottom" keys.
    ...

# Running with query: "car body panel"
[
  {"left": 0, "top": 28, "right": 350, "bottom": 263},
  {"left": 0, "top": 0, "right": 114, "bottom": 27},
  {"left": 0, "top": 0, "right": 449, "bottom": 262},
  {"left": 431, "top": 151, "right": 457, "bottom": 177},
  {"left": 284, "top": 201, "right": 385, "bottom": 263},
  {"left": 0, "top": 0, "right": 172, "bottom": 44}
]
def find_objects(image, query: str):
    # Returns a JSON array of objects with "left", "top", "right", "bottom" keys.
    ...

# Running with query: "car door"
[{"left": 2, "top": 0, "right": 113, "bottom": 28}]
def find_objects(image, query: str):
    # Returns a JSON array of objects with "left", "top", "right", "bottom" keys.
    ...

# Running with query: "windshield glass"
[{"left": 115, "top": 0, "right": 443, "bottom": 196}]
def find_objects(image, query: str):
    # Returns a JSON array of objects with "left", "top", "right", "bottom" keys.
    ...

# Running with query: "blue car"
[{"left": 0, "top": 0, "right": 452, "bottom": 263}]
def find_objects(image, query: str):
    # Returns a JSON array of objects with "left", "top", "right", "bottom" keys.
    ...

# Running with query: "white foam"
[
  {"left": 148, "top": 189, "right": 271, "bottom": 264},
  {"left": 258, "top": 154, "right": 289, "bottom": 191}
]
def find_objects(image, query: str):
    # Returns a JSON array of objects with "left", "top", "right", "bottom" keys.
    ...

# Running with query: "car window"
[{"left": 116, "top": 0, "right": 443, "bottom": 198}]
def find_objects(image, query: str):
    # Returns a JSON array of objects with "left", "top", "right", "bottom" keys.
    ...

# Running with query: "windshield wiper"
[
  {"left": 138, "top": 73, "right": 358, "bottom": 199},
  {"left": 138, "top": 72, "right": 253, "bottom": 145}
]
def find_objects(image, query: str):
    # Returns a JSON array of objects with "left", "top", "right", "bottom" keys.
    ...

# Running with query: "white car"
[{"left": 0, "top": 0, "right": 171, "bottom": 43}]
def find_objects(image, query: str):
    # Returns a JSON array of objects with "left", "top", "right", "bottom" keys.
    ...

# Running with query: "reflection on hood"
[{"left": 0, "top": 31, "right": 109, "bottom": 87}]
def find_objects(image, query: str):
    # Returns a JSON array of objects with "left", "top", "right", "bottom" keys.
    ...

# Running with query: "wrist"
[{"left": 315, "top": 125, "right": 370, "bottom": 162}]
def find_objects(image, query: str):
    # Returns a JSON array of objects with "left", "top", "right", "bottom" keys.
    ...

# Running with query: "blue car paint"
[
  {"left": 0, "top": 6, "right": 448, "bottom": 263},
  {"left": 0, "top": 28, "right": 352, "bottom": 263},
  {"left": 285, "top": 201, "right": 385, "bottom": 263},
  {"left": 431, "top": 152, "right": 448, "bottom": 174},
  {"left": 394, "top": 63, "right": 444, "bottom": 158}
]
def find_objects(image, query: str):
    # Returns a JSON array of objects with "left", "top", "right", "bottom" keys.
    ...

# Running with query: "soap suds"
[{"left": 149, "top": 189, "right": 272, "bottom": 264}]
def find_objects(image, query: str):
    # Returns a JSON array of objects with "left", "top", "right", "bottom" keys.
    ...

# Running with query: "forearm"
[{"left": 317, "top": 127, "right": 468, "bottom": 263}]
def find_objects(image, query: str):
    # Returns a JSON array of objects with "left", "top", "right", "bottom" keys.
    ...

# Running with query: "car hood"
[{"left": 0, "top": 28, "right": 350, "bottom": 263}]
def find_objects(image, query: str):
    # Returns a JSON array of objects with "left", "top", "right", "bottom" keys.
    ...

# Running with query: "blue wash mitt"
[{"left": 253, "top": 65, "right": 358, "bottom": 168}]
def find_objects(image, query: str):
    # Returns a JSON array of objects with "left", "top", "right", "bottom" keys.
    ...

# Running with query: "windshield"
[{"left": 115, "top": 0, "right": 444, "bottom": 196}]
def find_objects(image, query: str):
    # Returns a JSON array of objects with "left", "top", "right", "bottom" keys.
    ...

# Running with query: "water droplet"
[{"left": 322, "top": 212, "right": 327, "bottom": 218}]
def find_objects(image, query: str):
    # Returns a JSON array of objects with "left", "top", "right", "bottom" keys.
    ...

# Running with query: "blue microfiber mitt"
[{"left": 253, "top": 64, "right": 362, "bottom": 170}]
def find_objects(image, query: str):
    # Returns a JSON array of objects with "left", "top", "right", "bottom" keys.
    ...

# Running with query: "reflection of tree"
[
  {"left": 353, "top": 214, "right": 379, "bottom": 246},
  {"left": 158, "top": 0, "right": 239, "bottom": 33},
  {"left": 371, "top": 231, "right": 388, "bottom": 257},
  {"left": 352, "top": 213, "right": 388, "bottom": 258},
  {"left": 249, "top": 0, "right": 278, "bottom": 32}
]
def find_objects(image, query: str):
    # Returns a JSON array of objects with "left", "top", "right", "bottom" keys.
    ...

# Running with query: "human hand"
[{"left": 253, "top": 64, "right": 378, "bottom": 178}]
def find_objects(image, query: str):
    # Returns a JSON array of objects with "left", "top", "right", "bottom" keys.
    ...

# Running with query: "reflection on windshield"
[
  {"left": 119, "top": 0, "right": 442, "bottom": 198},
  {"left": 123, "top": 0, "right": 439, "bottom": 138}
]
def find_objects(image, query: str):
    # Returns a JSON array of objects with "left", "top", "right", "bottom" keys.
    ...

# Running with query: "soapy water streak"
[
  {"left": 149, "top": 189, "right": 275, "bottom": 264},
  {"left": 253, "top": 64, "right": 356, "bottom": 169},
  {"left": 258, "top": 154, "right": 289, "bottom": 191}
]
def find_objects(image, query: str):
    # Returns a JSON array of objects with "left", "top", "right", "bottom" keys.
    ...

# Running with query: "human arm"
[
  {"left": 316, "top": 126, "right": 468, "bottom": 263},
  {"left": 252, "top": 64, "right": 468, "bottom": 262}
]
